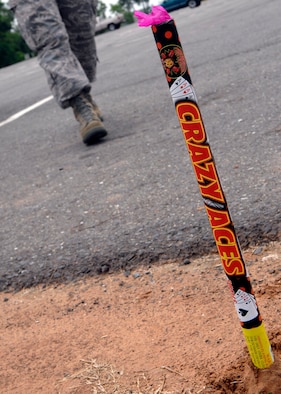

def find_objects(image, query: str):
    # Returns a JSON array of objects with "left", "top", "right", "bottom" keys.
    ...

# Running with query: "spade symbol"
[{"left": 239, "top": 308, "right": 248, "bottom": 317}]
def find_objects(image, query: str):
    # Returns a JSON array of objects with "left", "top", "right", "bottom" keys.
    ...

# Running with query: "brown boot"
[
  {"left": 70, "top": 92, "right": 107, "bottom": 145},
  {"left": 83, "top": 92, "right": 104, "bottom": 121}
]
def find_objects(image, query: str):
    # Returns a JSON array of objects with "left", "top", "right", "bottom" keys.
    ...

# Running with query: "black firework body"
[{"left": 151, "top": 19, "right": 273, "bottom": 368}]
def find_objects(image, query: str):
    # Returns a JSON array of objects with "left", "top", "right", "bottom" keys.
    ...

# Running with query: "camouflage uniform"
[{"left": 8, "top": 0, "right": 98, "bottom": 109}]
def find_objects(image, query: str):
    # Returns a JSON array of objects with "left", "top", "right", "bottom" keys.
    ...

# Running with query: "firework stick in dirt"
[{"left": 134, "top": 7, "right": 274, "bottom": 369}]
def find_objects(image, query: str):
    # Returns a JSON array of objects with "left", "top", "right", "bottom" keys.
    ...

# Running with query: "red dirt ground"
[{"left": 1, "top": 241, "right": 281, "bottom": 393}]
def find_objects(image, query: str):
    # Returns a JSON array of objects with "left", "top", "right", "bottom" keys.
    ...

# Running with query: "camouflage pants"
[{"left": 11, "top": 0, "right": 98, "bottom": 108}]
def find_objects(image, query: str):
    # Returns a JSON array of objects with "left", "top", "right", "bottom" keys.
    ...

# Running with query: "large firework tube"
[{"left": 134, "top": 7, "right": 274, "bottom": 369}]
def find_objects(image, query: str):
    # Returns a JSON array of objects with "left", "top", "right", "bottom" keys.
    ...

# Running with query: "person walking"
[{"left": 8, "top": 0, "right": 107, "bottom": 145}]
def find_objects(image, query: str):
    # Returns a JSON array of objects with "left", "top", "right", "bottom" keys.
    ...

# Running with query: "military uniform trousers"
[{"left": 9, "top": 0, "right": 98, "bottom": 108}]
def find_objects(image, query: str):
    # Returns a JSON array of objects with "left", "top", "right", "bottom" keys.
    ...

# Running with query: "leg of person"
[
  {"left": 13, "top": 0, "right": 107, "bottom": 144},
  {"left": 57, "top": 0, "right": 107, "bottom": 144},
  {"left": 57, "top": 0, "right": 98, "bottom": 82}
]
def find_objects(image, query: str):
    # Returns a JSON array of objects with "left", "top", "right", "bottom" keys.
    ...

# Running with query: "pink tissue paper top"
[{"left": 134, "top": 6, "right": 172, "bottom": 27}]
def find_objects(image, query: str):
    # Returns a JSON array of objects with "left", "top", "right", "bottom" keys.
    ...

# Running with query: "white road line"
[{"left": 0, "top": 96, "right": 53, "bottom": 128}]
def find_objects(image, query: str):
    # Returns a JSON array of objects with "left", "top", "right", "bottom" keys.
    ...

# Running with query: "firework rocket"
[{"left": 134, "top": 6, "right": 274, "bottom": 369}]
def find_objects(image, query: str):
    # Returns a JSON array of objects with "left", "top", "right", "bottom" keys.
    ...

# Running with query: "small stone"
[
  {"left": 123, "top": 270, "right": 130, "bottom": 277},
  {"left": 97, "top": 264, "right": 110, "bottom": 274},
  {"left": 253, "top": 247, "right": 263, "bottom": 255},
  {"left": 268, "top": 269, "right": 275, "bottom": 274}
]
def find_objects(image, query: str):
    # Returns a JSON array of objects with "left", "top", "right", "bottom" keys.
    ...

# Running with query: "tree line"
[
  {"left": 0, "top": 0, "right": 150, "bottom": 69},
  {"left": 97, "top": 0, "right": 150, "bottom": 21},
  {"left": 0, "top": 1, "right": 33, "bottom": 68}
]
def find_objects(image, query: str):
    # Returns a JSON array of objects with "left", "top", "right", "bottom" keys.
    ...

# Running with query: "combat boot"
[
  {"left": 70, "top": 92, "right": 107, "bottom": 145},
  {"left": 83, "top": 92, "right": 104, "bottom": 121}
]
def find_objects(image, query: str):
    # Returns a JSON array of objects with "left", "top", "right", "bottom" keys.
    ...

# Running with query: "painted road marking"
[{"left": 0, "top": 96, "right": 53, "bottom": 128}]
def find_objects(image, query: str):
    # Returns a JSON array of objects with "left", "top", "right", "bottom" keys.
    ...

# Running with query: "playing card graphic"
[
  {"left": 234, "top": 289, "right": 258, "bottom": 323},
  {"left": 170, "top": 76, "right": 197, "bottom": 104}
]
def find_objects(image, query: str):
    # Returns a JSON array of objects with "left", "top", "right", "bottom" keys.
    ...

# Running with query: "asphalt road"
[{"left": 0, "top": 0, "right": 280, "bottom": 291}]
